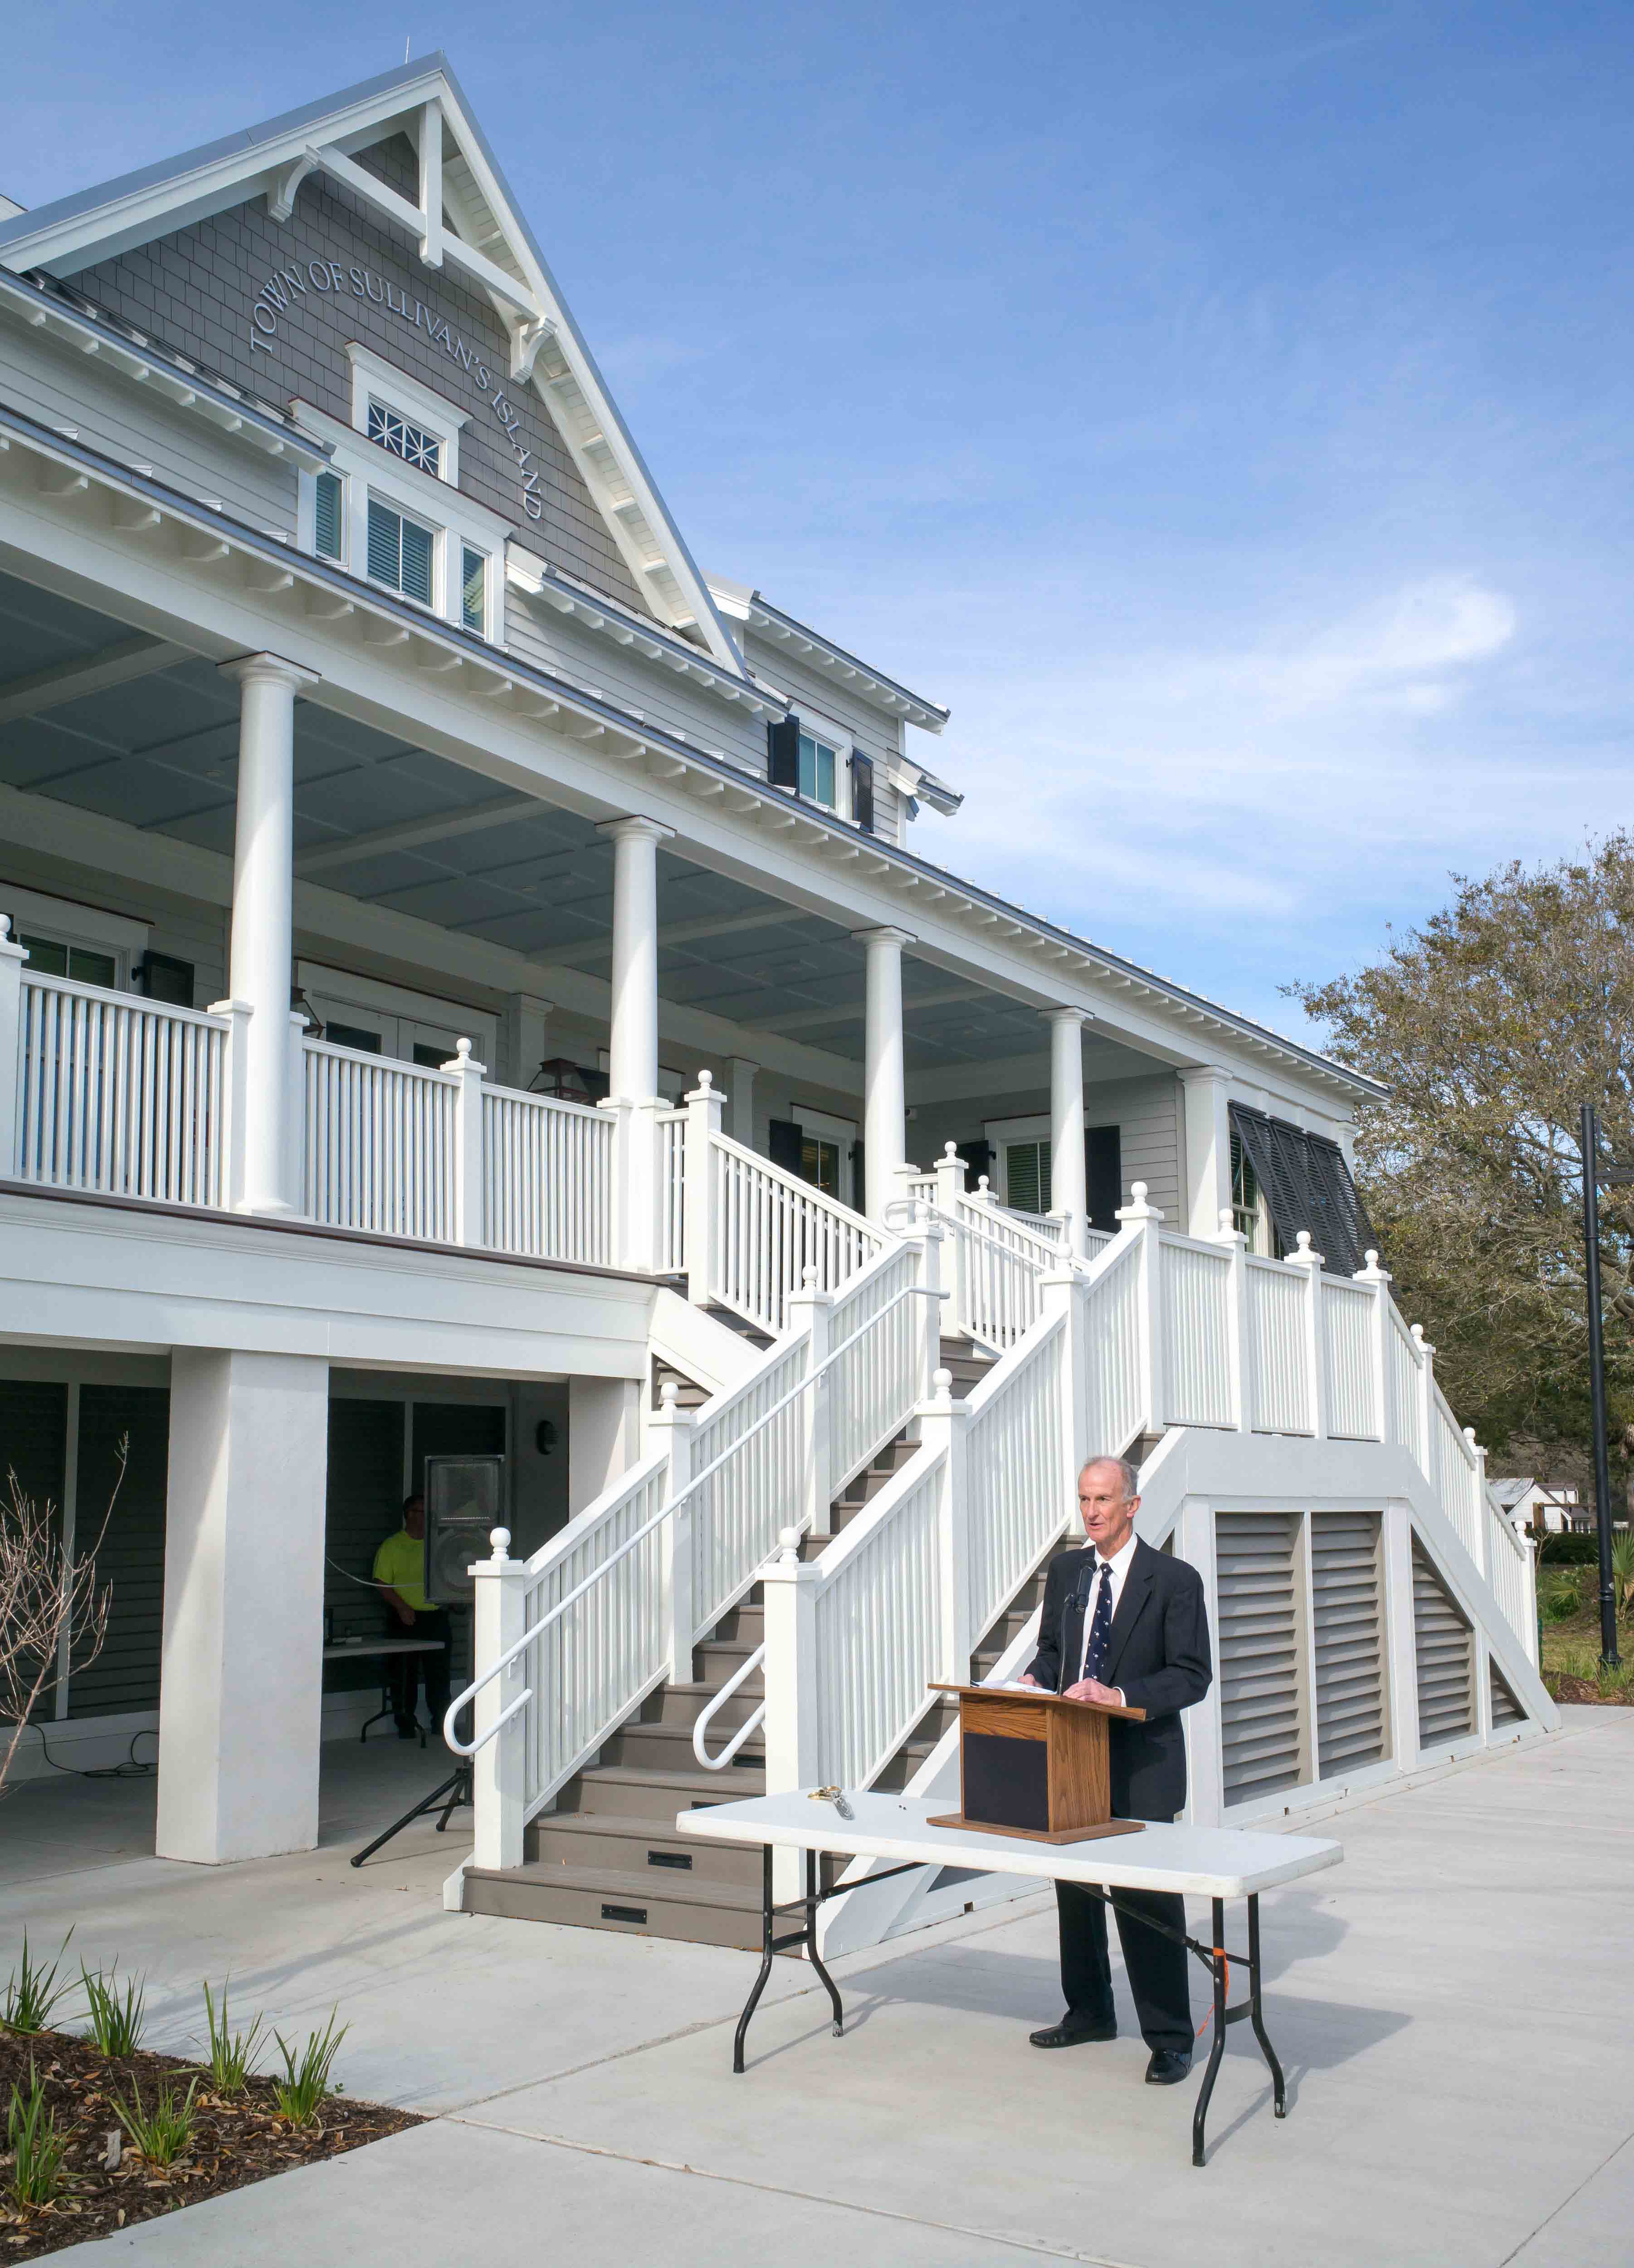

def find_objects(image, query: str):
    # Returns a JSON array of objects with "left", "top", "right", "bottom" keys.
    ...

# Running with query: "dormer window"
[
  {"left": 368, "top": 399, "right": 442, "bottom": 477},
  {"left": 797, "top": 730, "right": 838, "bottom": 809}
]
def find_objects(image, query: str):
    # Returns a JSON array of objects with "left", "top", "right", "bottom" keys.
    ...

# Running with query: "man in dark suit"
[{"left": 1019, "top": 1455, "right": 1212, "bottom": 2084}]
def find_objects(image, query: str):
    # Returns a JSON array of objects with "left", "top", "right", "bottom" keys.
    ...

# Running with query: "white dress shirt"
[{"left": 1075, "top": 1530, "right": 1140, "bottom": 1697}]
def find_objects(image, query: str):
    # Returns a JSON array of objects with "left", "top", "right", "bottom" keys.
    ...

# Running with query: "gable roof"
[{"left": 0, "top": 55, "right": 746, "bottom": 675}]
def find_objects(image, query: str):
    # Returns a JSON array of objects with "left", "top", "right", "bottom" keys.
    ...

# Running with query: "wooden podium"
[{"left": 926, "top": 1684, "right": 1147, "bottom": 1844}]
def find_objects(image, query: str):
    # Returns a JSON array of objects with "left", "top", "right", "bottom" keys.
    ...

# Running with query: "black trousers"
[
  {"left": 386, "top": 1609, "right": 451, "bottom": 1731},
  {"left": 1056, "top": 1876, "right": 1192, "bottom": 2056}
]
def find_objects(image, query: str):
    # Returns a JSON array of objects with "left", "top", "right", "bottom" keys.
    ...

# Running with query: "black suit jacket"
[{"left": 1025, "top": 1537, "right": 1212, "bottom": 1822}]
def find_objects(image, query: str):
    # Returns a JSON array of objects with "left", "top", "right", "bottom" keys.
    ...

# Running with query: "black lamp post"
[{"left": 1580, "top": 1102, "right": 1623, "bottom": 1669}]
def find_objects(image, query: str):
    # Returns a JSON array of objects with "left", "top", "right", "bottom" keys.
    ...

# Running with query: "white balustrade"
[
  {"left": 1160, "top": 1235, "right": 1234, "bottom": 1427},
  {"left": 688, "top": 1332, "right": 814, "bottom": 1637},
  {"left": 302, "top": 1038, "right": 457, "bottom": 1240},
  {"left": 1387, "top": 1309, "right": 1425, "bottom": 1464},
  {"left": 481, "top": 1084, "right": 615, "bottom": 1265},
  {"left": 658, "top": 1106, "right": 687, "bottom": 1274},
  {"left": 1247, "top": 1257, "right": 1312, "bottom": 1432},
  {"left": 963, "top": 1311, "right": 1066, "bottom": 1643},
  {"left": 1322, "top": 1277, "right": 1379, "bottom": 1440},
  {"left": 1082, "top": 1234, "right": 1145, "bottom": 1456},
  {"left": 708, "top": 1129, "right": 884, "bottom": 1334},
  {"left": 1485, "top": 1496, "right": 1538, "bottom": 1663},
  {"left": 825, "top": 1242, "right": 927, "bottom": 1494},
  {"left": 810, "top": 1452, "right": 946, "bottom": 1790},
  {"left": 1432, "top": 1388, "right": 1482, "bottom": 1565},
  {"left": 15, "top": 973, "right": 229, "bottom": 1207}
]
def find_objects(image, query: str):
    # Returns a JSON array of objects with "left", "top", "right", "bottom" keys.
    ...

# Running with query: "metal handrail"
[
  {"left": 692, "top": 1641, "right": 766, "bottom": 1769},
  {"left": 442, "top": 1277, "right": 946, "bottom": 1759}
]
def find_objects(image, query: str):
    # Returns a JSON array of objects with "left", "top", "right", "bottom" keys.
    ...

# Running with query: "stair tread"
[
  {"left": 572, "top": 1761, "right": 766, "bottom": 1799},
  {"left": 466, "top": 1860, "right": 763, "bottom": 1914}
]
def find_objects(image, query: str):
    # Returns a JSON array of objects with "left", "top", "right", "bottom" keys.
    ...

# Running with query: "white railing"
[
  {"left": 658, "top": 1107, "right": 687, "bottom": 1274},
  {"left": 964, "top": 1310, "right": 1067, "bottom": 1642},
  {"left": 302, "top": 1039, "right": 458, "bottom": 1240},
  {"left": 708, "top": 1128, "right": 884, "bottom": 1334},
  {"left": 688, "top": 1333, "right": 814, "bottom": 1638},
  {"left": 15, "top": 973, "right": 229, "bottom": 1207},
  {"left": 810, "top": 1453, "right": 946, "bottom": 1790},
  {"left": 1247, "top": 1256, "right": 1312, "bottom": 1433},
  {"left": 481, "top": 1085, "right": 614, "bottom": 1265},
  {"left": 942, "top": 1196, "right": 1048, "bottom": 1349},
  {"left": 1387, "top": 1310, "right": 1426, "bottom": 1466},
  {"left": 692, "top": 1641, "right": 766, "bottom": 1769},
  {"left": 1083, "top": 1232, "right": 1144, "bottom": 1455},
  {"left": 1486, "top": 1495, "right": 1538, "bottom": 1667},
  {"left": 1322, "top": 1277, "right": 1378, "bottom": 1439},
  {"left": 1161, "top": 1236, "right": 1234, "bottom": 1427},
  {"left": 1000, "top": 1203, "right": 1063, "bottom": 1242},
  {"left": 1432, "top": 1386, "right": 1483, "bottom": 1567},
  {"left": 825, "top": 1242, "right": 926, "bottom": 1493}
]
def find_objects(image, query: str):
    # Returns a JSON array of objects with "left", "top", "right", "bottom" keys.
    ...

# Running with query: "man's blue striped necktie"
[{"left": 1083, "top": 1559, "right": 1115, "bottom": 1683}]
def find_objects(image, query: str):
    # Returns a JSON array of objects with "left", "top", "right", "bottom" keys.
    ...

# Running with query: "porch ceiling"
[{"left": 0, "top": 568, "right": 1156, "bottom": 1080}]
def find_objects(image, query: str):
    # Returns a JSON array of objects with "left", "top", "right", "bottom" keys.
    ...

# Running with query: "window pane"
[
  {"left": 325, "top": 1021, "right": 384, "bottom": 1055},
  {"left": 800, "top": 1136, "right": 841, "bottom": 1198},
  {"left": 18, "top": 933, "right": 68, "bottom": 978},
  {"left": 815, "top": 743, "right": 835, "bottom": 807},
  {"left": 366, "top": 499, "right": 401, "bottom": 588},
  {"left": 67, "top": 947, "right": 117, "bottom": 989},
  {"left": 314, "top": 471, "right": 343, "bottom": 560},
  {"left": 369, "top": 400, "right": 441, "bottom": 476},
  {"left": 401, "top": 518, "right": 434, "bottom": 606},
  {"left": 411, "top": 1043, "right": 449, "bottom": 1068},
  {"left": 462, "top": 546, "right": 486, "bottom": 633},
  {"left": 797, "top": 733, "right": 816, "bottom": 799},
  {"left": 1005, "top": 1141, "right": 1050, "bottom": 1214}
]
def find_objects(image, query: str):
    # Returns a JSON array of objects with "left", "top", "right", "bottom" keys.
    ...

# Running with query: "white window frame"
[
  {"left": 791, "top": 704, "right": 854, "bottom": 821},
  {"left": 364, "top": 491, "right": 441, "bottom": 613},
  {"left": 0, "top": 884, "right": 149, "bottom": 991},
  {"left": 791, "top": 1104, "right": 857, "bottom": 1206},
  {"left": 345, "top": 343, "right": 467, "bottom": 485}
]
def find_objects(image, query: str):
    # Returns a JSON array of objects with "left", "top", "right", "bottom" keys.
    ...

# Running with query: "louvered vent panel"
[
  {"left": 1217, "top": 1511, "right": 1306, "bottom": 1805},
  {"left": 1311, "top": 1511, "right": 1387, "bottom": 1775},
  {"left": 1489, "top": 1659, "right": 1524, "bottom": 1729},
  {"left": 1412, "top": 1541, "right": 1474, "bottom": 1749}
]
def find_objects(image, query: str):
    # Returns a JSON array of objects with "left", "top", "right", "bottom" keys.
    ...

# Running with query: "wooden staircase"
[{"left": 462, "top": 1337, "right": 1049, "bottom": 1949}]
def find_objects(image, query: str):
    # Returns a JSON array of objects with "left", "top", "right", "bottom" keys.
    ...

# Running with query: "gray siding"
[
  {"left": 0, "top": 321, "right": 301, "bottom": 534},
  {"left": 71, "top": 145, "right": 646, "bottom": 610},
  {"left": 0, "top": 846, "right": 228, "bottom": 1009},
  {"left": 741, "top": 631, "right": 908, "bottom": 843}
]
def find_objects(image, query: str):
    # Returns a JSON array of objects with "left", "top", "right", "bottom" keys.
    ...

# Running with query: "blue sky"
[{"left": 7, "top": 3, "right": 1632, "bottom": 1047}]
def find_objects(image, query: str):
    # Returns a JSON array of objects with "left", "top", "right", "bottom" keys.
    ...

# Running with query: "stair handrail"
[
  {"left": 444, "top": 1274, "right": 946, "bottom": 1760},
  {"left": 692, "top": 1640, "right": 767, "bottom": 1769}
]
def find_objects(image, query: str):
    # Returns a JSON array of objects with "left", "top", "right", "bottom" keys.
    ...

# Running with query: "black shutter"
[
  {"left": 137, "top": 951, "right": 195, "bottom": 1007},
  {"left": 768, "top": 1117, "right": 804, "bottom": 1176},
  {"left": 767, "top": 715, "right": 800, "bottom": 790},
  {"left": 850, "top": 1140, "right": 865, "bottom": 1216},
  {"left": 849, "top": 750, "right": 875, "bottom": 833},
  {"left": 1228, "top": 1103, "right": 1374, "bottom": 1276},
  {"left": 956, "top": 1139, "right": 992, "bottom": 1191},
  {"left": 1085, "top": 1124, "right": 1122, "bottom": 1231}
]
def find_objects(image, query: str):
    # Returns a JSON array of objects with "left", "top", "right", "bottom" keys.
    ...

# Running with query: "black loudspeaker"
[{"left": 424, "top": 1454, "right": 505, "bottom": 1605}]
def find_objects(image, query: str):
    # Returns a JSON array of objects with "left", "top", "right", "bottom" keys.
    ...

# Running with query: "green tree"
[{"left": 1291, "top": 834, "right": 1634, "bottom": 1465}]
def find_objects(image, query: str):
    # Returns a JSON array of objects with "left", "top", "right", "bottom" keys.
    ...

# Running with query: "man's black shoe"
[
  {"left": 1029, "top": 2016, "right": 1117, "bottom": 2049},
  {"left": 1145, "top": 2049, "right": 1192, "bottom": 2085},
  {"left": 395, "top": 1720, "right": 418, "bottom": 1741}
]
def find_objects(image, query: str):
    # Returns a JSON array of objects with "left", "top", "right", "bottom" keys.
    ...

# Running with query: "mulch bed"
[
  {"left": 1546, "top": 1672, "right": 1634, "bottom": 1706},
  {"left": 0, "top": 2027, "right": 421, "bottom": 2258}
]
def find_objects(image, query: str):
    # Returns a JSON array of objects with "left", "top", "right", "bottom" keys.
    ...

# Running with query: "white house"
[
  {"left": 0, "top": 59, "right": 1552, "bottom": 1949},
  {"left": 1490, "top": 1480, "right": 1584, "bottom": 1535}
]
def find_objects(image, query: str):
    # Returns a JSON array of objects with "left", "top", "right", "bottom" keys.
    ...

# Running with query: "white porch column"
[
  {"left": 855, "top": 926, "right": 912, "bottom": 1225},
  {"left": 0, "top": 918, "right": 26, "bottom": 1174},
  {"left": 1179, "top": 1066, "right": 1234, "bottom": 1241},
  {"left": 600, "top": 815, "right": 673, "bottom": 1271},
  {"left": 156, "top": 1349, "right": 328, "bottom": 1862},
  {"left": 220, "top": 654, "right": 316, "bottom": 1216},
  {"left": 1045, "top": 1007, "right": 1088, "bottom": 1255}
]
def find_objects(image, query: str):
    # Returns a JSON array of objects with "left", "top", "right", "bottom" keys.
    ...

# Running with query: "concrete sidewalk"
[{"left": 6, "top": 1712, "right": 1630, "bottom": 2267}]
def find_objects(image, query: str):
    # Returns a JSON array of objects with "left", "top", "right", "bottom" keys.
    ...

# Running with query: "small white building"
[
  {"left": 1490, "top": 1480, "right": 1583, "bottom": 1535},
  {"left": 0, "top": 57, "right": 1552, "bottom": 1948}
]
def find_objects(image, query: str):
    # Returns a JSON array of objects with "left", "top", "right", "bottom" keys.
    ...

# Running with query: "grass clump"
[
  {"left": 114, "top": 2073, "right": 198, "bottom": 2167},
  {"left": 272, "top": 2009, "right": 347, "bottom": 2126},
  {"left": 81, "top": 1960, "right": 146, "bottom": 2058},
  {"left": 200, "top": 1977, "right": 265, "bottom": 2095},
  {"left": 1, "top": 1930, "right": 74, "bottom": 2036},
  {"left": 6, "top": 2058, "right": 67, "bottom": 2206}
]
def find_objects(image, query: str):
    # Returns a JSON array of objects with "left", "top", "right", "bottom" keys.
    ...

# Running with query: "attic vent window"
[{"left": 368, "top": 399, "right": 441, "bottom": 476}]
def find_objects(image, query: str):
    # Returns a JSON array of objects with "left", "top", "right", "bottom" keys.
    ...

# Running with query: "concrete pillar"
[
  {"left": 0, "top": 917, "right": 26, "bottom": 1174},
  {"left": 220, "top": 654, "right": 314, "bottom": 1217},
  {"left": 568, "top": 1374, "right": 642, "bottom": 1515},
  {"left": 1045, "top": 1007, "right": 1088, "bottom": 1254},
  {"left": 1179, "top": 1066, "right": 1233, "bottom": 1242},
  {"left": 726, "top": 1056, "right": 758, "bottom": 1148},
  {"left": 600, "top": 815, "right": 672, "bottom": 1102},
  {"left": 854, "top": 925, "right": 912, "bottom": 1224},
  {"left": 156, "top": 1349, "right": 329, "bottom": 1862}
]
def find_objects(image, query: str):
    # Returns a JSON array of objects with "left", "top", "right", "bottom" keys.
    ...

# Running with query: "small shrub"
[
  {"left": 201, "top": 1977, "right": 264, "bottom": 2095},
  {"left": 272, "top": 2009, "right": 347, "bottom": 2126},
  {"left": 1542, "top": 1582, "right": 1583, "bottom": 1623},
  {"left": 1613, "top": 1532, "right": 1634, "bottom": 1614},
  {"left": 1538, "top": 1531, "right": 1608, "bottom": 1566},
  {"left": 114, "top": 2073, "right": 197, "bottom": 2167},
  {"left": 6, "top": 2059, "right": 66, "bottom": 2206},
  {"left": 82, "top": 1961, "right": 146, "bottom": 2058},
  {"left": 1, "top": 1930, "right": 74, "bottom": 2035}
]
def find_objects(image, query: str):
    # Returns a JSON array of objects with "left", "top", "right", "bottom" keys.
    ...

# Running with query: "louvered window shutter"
[
  {"left": 767, "top": 716, "right": 800, "bottom": 789},
  {"left": 1228, "top": 1104, "right": 1375, "bottom": 1275},
  {"left": 400, "top": 518, "right": 434, "bottom": 607},
  {"left": 767, "top": 1118, "right": 804, "bottom": 1176},
  {"left": 1489, "top": 1658, "right": 1523, "bottom": 1728},
  {"left": 1412, "top": 1541, "right": 1475, "bottom": 1748},
  {"left": 314, "top": 471, "right": 343, "bottom": 560},
  {"left": 1085, "top": 1124, "right": 1122, "bottom": 1231},
  {"left": 1311, "top": 1511, "right": 1387, "bottom": 1774},
  {"left": 849, "top": 750, "right": 875, "bottom": 832},
  {"left": 366, "top": 498, "right": 400, "bottom": 587},
  {"left": 1216, "top": 1511, "right": 1308, "bottom": 1804}
]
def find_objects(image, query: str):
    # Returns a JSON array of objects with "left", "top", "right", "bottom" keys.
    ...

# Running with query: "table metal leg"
[
  {"left": 732, "top": 1844, "right": 777, "bottom": 2075},
  {"left": 805, "top": 1848, "right": 844, "bottom": 2038},
  {"left": 1246, "top": 1894, "right": 1286, "bottom": 2116},
  {"left": 1191, "top": 1897, "right": 1228, "bottom": 2169}
]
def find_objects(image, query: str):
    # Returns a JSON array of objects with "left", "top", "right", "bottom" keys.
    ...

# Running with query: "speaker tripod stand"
[{"left": 350, "top": 1760, "right": 471, "bottom": 1868}]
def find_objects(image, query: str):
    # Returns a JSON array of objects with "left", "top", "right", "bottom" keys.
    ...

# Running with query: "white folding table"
[{"left": 678, "top": 1790, "right": 1342, "bottom": 2166}]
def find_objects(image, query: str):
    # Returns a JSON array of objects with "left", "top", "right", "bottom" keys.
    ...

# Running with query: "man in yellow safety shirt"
[{"left": 373, "top": 1493, "right": 451, "bottom": 1740}]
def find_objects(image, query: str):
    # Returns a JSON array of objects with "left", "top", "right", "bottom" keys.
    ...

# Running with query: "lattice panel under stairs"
[
  {"left": 1311, "top": 1510, "right": 1388, "bottom": 1776},
  {"left": 1489, "top": 1657, "right": 1524, "bottom": 1729},
  {"left": 1412, "top": 1540, "right": 1475, "bottom": 1750},
  {"left": 1217, "top": 1510, "right": 1307, "bottom": 1806}
]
